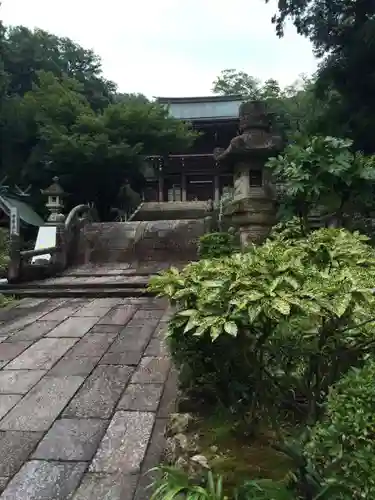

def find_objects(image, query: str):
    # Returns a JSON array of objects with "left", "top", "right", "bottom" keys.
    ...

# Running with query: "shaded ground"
[{"left": 0, "top": 294, "right": 177, "bottom": 499}]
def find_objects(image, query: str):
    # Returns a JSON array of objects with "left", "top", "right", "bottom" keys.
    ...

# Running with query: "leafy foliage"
[
  {"left": 212, "top": 70, "right": 336, "bottom": 140},
  {"left": 17, "top": 70, "right": 195, "bottom": 218},
  {"left": 212, "top": 70, "right": 261, "bottom": 98},
  {"left": 304, "top": 360, "right": 375, "bottom": 499},
  {"left": 0, "top": 22, "right": 196, "bottom": 220},
  {"left": 268, "top": 218, "right": 305, "bottom": 242},
  {"left": 150, "top": 467, "right": 294, "bottom": 500},
  {"left": 149, "top": 228, "right": 375, "bottom": 417},
  {"left": 266, "top": 136, "right": 375, "bottom": 231},
  {"left": 266, "top": 0, "right": 375, "bottom": 154},
  {"left": 235, "top": 479, "right": 293, "bottom": 500},
  {"left": 150, "top": 467, "right": 226, "bottom": 500},
  {"left": 198, "top": 233, "right": 236, "bottom": 260},
  {"left": 0, "top": 228, "right": 9, "bottom": 272},
  {"left": 2, "top": 26, "right": 115, "bottom": 108},
  {"left": 0, "top": 228, "right": 12, "bottom": 307}
]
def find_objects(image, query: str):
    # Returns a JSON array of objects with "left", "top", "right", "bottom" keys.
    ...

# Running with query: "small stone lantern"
[{"left": 41, "top": 176, "right": 66, "bottom": 223}]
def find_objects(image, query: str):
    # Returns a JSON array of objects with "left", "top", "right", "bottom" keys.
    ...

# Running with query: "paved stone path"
[{"left": 0, "top": 295, "right": 177, "bottom": 499}]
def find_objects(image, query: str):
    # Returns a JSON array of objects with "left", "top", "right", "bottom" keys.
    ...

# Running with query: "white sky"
[{"left": 1, "top": 0, "right": 318, "bottom": 98}]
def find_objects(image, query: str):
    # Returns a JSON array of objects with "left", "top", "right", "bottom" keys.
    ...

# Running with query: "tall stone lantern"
[
  {"left": 41, "top": 176, "right": 66, "bottom": 223},
  {"left": 214, "top": 101, "right": 283, "bottom": 247}
]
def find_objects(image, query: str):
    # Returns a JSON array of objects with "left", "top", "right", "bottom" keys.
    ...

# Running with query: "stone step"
[
  {"left": 0, "top": 286, "right": 154, "bottom": 298},
  {"left": 64, "top": 270, "right": 157, "bottom": 277},
  {"left": 1, "top": 279, "right": 151, "bottom": 289}
]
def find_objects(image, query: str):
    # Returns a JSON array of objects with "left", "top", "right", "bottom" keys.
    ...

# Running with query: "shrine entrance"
[{"left": 186, "top": 175, "right": 214, "bottom": 201}]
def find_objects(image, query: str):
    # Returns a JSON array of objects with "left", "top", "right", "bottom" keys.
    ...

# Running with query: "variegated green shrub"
[
  {"left": 149, "top": 228, "right": 375, "bottom": 418},
  {"left": 304, "top": 360, "right": 375, "bottom": 499},
  {"left": 198, "top": 232, "right": 237, "bottom": 259}
]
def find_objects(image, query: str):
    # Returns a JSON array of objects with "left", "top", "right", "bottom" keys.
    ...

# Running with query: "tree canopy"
[
  {"left": 211, "top": 68, "right": 330, "bottom": 139},
  {"left": 0, "top": 21, "right": 195, "bottom": 219},
  {"left": 266, "top": 0, "right": 375, "bottom": 153}
]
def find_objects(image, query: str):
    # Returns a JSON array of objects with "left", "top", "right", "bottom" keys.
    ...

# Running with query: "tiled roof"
[{"left": 157, "top": 95, "right": 243, "bottom": 121}]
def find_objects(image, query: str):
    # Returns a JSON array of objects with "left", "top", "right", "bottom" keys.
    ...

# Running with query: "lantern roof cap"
[{"left": 41, "top": 176, "right": 66, "bottom": 196}]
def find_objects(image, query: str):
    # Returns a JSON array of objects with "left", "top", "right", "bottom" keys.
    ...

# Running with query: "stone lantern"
[
  {"left": 41, "top": 176, "right": 66, "bottom": 223},
  {"left": 214, "top": 101, "right": 283, "bottom": 247}
]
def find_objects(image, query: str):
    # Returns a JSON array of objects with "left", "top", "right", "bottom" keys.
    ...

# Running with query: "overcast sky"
[{"left": 1, "top": 0, "right": 318, "bottom": 98}]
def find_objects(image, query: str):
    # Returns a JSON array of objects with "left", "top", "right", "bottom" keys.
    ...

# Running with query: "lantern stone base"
[{"left": 224, "top": 193, "right": 276, "bottom": 248}]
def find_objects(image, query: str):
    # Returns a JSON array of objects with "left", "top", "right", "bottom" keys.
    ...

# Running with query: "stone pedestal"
[
  {"left": 224, "top": 190, "right": 276, "bottom": 246},
  {"left": 231, "top": 160, "right": 276, "bottom": 246}
]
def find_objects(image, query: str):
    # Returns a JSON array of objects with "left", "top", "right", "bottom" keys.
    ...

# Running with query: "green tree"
[
  {"left": 0, "top": 18, "right": 196, "bottom": 220},
  {"left": 19, "top": 71, "right": 196, "bottom": 219},
  {"left": 266, "top": 0, "right": 375, "bottom": 153},
  {"left": 115, "top": 93, "right": 149, "bottom": 104},
  {"left": 260, "top": 78, "right": 281, "bottom": 100},
  {"left": 267, "top": 135, "right": 375, "bottom": 231},
  {"left": 212, "top": 69, "right": 261, "bottom": 97},
  {"left": 2, "top": 26, "right": 116, "bottom": 110},
  {"left": 211, "top": 70, "right": 332, "bottom": 139},
  {"left": 273, "top": 77, "right": 344, "bottom": 140}
]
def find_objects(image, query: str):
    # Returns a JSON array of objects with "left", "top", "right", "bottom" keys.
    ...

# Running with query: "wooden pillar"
[
  {"left": 214, "top": 174, "right": 220, "bottom": 203},
  {"left": 181, "top": 173, "right": 187, "bottom": 201}
]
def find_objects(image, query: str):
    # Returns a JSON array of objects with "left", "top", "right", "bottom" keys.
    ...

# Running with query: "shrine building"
[{"left": 144, "top": 95, "right": 257, "bottom": 203}]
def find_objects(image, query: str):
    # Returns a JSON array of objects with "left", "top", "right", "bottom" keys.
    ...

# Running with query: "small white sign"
[
  {"left": 31, "top": 226, "right": 57, "bottom": 264},
  {"left": 10, "top": 207, "right": 20, "bottom": 236}
]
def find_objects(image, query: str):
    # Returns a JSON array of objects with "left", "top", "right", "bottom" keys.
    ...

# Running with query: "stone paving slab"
[
  {"left": 49, "top": 355, "right": 101, "bottom": 376},
  {"left": 0, "top": 395, "right": 22, "bottom": 420},
  {"left": 73, "top": 303, "right": 111, "bottom": 317},
  {"left": 46, "top": 316, "right": 100, "bottom": 338},
  {"left": 90, "top": 411, "right": 155, "bottom": 473},
  {"left": 7, "top": 321, "right": 60, "bottom": 341},
  {"left": 0, "top": 431, "right": 44, "bottom": 477},
  {"left": 118, "top": 383, "right": 163, "bottom": 412},
  {"left": 90, "top": 323, "right": 123, "bottom": 334},
  {"left": 108, "top": 326, "right": 155, "bottom": 353},
  {"left": 62, "top": 365, "right": 133, "bottom": 419},
  {"left": 68, "top": 333, "right": 117, "bottom": 358},
  {"left": 0, "top": 293, "right": 177, "bottom": 499},
  {"left": 131, "top": 356, "right": 171, "bottom": 384},
  {"left": 38, "top": 304, "right": 81, "bottom": 322},
  {"left": 0, "top": 375, "right": 85, "bottom": 431},
  {"left": 98, "top": 306, "right": 137, "bottom": 326},
  {"left": 0, "top": 460, "right": 87, "bottom": 499},
  {"left": 72, "top": 472, "right": 138, "bottom": 500},
  {"left": 99, "top": 350, "right": 142, "bottom": 366},
  {"left": 5, "top": 338, "right": 78, "bottom": 370},
  {"left": 33, "top": 418, "right": 108, "bottom": 461},
  {"left": 0, "top": 312, "right": 48, "bottom": 337},
  {"left": 0, "top": 370, "right": 46, "bottom": 394},
  {"left": 0, "top": 341, "right": 33, "bottom": 361}
]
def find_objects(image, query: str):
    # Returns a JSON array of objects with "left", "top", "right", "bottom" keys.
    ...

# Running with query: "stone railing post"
[
  {"left": 204, "top": 215, "right": 213, "bottom": 234},
  {"left": 7, "top": 206, "right": 21, "bottom": 281}
]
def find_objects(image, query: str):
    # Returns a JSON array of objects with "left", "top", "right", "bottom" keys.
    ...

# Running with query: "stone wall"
[{"left": 75, "top": 219, "right": 206, "bottom": 264}]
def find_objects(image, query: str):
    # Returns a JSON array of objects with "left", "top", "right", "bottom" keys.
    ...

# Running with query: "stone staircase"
[
  {"left": 0, "top": 263, "right": 173, "bottom": 298},
  {"left": 0, "top": 216, "right": 206, "bottom": 298}
]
